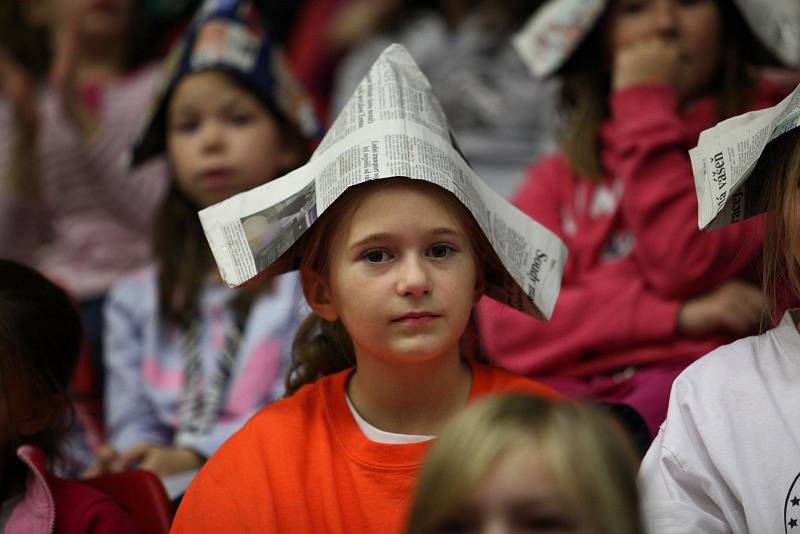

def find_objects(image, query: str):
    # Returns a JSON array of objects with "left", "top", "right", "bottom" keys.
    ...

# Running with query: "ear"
[
  {"left": 301, "top": 268, "right": 339, "bottom": 322},
  {"left": 17, "top": 395, "right": 61, "bottom": 437}
]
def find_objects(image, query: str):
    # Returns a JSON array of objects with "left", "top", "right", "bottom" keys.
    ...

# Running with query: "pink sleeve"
[
  {"left": 478, "top": 158, "right": 680, "bottom": 376},
  {"left": 609, "top": 85, "right": 763, "bottom": 299}
]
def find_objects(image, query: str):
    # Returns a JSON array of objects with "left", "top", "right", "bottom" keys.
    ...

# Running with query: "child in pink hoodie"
[
  {"left": 0, "top": 260, "right": 138, "bottom": 534},
  {"left": 478, "top": 0, "right": 798, "bottom": 435}
]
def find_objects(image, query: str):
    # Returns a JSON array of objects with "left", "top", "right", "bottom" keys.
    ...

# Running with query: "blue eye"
[
  {"left": 427, "top": 244, "right": 455, "bottom": 258},
  {"left": 363, "top": 249, "right": 392, "bottom": 263}
]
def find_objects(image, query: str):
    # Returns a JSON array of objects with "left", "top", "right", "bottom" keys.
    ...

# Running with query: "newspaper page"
[
  {"left": 199, "top": 44, "right": 567, "bottom": 319},
  {"left": 691, "top": 82, "right": 800, "bottom": 230},
  {"left": 511, "top": 0, "right": 605, "bottom": 78}
]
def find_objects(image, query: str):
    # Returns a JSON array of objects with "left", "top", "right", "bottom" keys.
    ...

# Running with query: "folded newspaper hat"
[
  {"left": 692, "top": 81, "right": 800, "bottom": 230},
  {"left": 199, "top": 44, "right": 568, "bottom": 320},
  {"left": 513, "top": 0, "right": 800, "bottom": 78},
  {"left": 129, "top": 0, "right": 322, "bottom": 168}
]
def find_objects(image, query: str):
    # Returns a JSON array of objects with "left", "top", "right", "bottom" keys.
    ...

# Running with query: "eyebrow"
[{"left": 348, "top": 227, "right": 464, "bottom": 250}]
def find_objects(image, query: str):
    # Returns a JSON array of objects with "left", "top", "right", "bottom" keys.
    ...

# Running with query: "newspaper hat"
[
  {"left": 513, "top": 0, "right": 800, "bottom": 78},
  {"left": 199, "top": 44, "right": 568, "bottom": 320},
  {"left": 692, "top": 81, "right": 800, "bottom": 230},
  {"left": 129, "top": 0, "right": 322, "bottom": 167}
]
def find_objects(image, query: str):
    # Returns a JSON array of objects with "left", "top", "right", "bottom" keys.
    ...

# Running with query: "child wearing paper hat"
[
  {"left": 172, "top": 44, "right": 565, "bottom": 533},
  {"left": 477, "top": 0, "right": 800, "bottom": 437},
  {"left": 85, "top": 0, "right": 321, "bottom": 488},
  {"left": 639, "top": 84, "right": 800, "bottom": 533}
]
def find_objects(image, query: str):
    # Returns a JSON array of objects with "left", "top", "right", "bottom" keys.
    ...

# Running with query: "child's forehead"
[{"left": 345, "top": 180, "right": 466, "bottom": 225}]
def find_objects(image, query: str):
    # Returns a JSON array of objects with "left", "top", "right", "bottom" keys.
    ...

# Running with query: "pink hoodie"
[
  {"left": 477, "top": 81, "right": 787, "bottom": 379},
  {"left": 4, "top": 445, "right": 139, "bottom": 534}
]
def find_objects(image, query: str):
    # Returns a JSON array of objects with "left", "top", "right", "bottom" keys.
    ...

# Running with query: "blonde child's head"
[
  {"left": 407, "top": 394, "right": 643, "bottom": 534},
  {"left": 286, "top": 178, "right": 501, "bottom": 395}
]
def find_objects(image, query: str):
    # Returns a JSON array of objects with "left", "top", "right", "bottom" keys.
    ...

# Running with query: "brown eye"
[
  {"left": 363, "top": 249, "right": 391, "bottom": 263},
  {"left": 427, "top": 244, "right": 455, "bottom": 258}
]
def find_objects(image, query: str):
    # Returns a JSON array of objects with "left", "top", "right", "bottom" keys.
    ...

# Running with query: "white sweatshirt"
[{"left": 640, "top": 310, "right": 800, "bottom": 534}]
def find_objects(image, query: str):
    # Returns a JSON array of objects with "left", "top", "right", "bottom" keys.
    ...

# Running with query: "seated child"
[
  {"left": 478, "top": 0, "right": 799, "bottom": 436},
  {"left": 407, "top": 393, "right": 643, "bottom": 534},
  {"left": 86, "top": 0, "right": 321, "bottom": 485},
  {"left": 0, "top": 260, "right": 138, "bottom": 533},
  {"left": 171, "top": 44, "right": 565, "bottom": 533},
  {"left": 639, "top": 85, "right": 800, "bottom": 533}
]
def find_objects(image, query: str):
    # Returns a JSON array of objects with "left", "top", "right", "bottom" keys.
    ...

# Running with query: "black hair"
[{"left": 0, "top": 261, "right": 83, "bottom": 473}]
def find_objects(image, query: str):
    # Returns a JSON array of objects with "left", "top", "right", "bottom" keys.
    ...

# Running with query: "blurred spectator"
[
  {"left": 0, "top": 0, "right": 169, "bottom": 399},
  {"left": 329, "top": 0, "right": 557, "bottom": 197}
]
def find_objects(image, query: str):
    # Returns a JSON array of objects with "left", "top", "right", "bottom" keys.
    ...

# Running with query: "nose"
[
  {"left": 652, "top": 0, "right": 679, "bottom": 36},
  {"left": 199, "top": 120, "right": 225, "bottom": 153},
  {"left": 395, "top": 255, "right": 432, "bottom": 297}
]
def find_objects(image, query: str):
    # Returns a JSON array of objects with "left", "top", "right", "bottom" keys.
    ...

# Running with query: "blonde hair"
[
  {"left": 284, "top": 178, "right": 499, "bottom": 395},
  {"left": 407, "top": 394, "right": 643, "bottom": 534},
  {"left": 761, "top": 128, "right": 800, "bottom": 323}
]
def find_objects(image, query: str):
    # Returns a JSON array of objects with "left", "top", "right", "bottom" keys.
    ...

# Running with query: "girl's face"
[
  {"left": 440, "top": 445, "right": 586, "bottom": 534},
  {"left": 308, "top": 181, "right": 481, "bottom": 366},
  {"left": 167, "top": 71, "right": 296, "bottom": 208},
  {"left": 607, "top": 0, "right": 722, "bottom": 100}
]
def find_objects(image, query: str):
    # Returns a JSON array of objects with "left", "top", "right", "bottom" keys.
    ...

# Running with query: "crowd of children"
[{"left": 1, "top": 0, "right": 799, "bottom": 532}]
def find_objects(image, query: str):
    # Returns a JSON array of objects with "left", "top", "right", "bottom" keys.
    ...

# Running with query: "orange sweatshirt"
[{"left": 172, "top": 361, "right": 558, "bottom": 533}]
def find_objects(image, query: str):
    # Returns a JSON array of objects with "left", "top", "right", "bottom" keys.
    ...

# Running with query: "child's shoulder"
[
  {"left": 670, "top": 322, "right": 796, "bottom": 410},
  {"left": 47, "top": 476, "right": 139, "bottom": 533},
  {"left": 472, "top": 362, "right": 561, "bottom": 400},
  {"left": 213, "top": 370, "right": 350, "bottom": 457}
]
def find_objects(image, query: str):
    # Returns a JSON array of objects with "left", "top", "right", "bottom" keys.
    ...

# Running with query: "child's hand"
[
  {"left": 83, "top": 445, "right": 121, "bottom": 478},
  {"left": 116, "top": 443, "right": 205, "bottom": 478},
  {"left": 50, "top": 6, "right": 100, "bottom": 143},
  {"left": 677, "top": 280, "right": 765, "bottom": 338},
  {"left": 612, "top": 37, "right": 681, "bottom": 92},
  {"left": 0, "top": 48, "right": 39, "bottom": 144}
]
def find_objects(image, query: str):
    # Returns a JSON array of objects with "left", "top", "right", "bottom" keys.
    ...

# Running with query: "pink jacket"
[
  {"left": 477, "top": 82, "right": 786, "bottom": 379},
  {"left": 5, "top": 445, "right": 139, "bottom": 534}
]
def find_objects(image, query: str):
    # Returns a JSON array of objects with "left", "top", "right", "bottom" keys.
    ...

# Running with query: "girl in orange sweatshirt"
[{"left": 172, "top": 42, "right": 568, "bottom": 531}]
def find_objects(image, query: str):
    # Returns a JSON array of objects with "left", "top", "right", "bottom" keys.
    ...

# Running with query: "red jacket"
[
  {"left": 172, "top": 362, "right": 558, "bottom": 533},
  {"left": 477, "top": 83, "right": 785, "bottom": 378},
  {"left": 4, "top": 445, "right": 139, "bottom": 534}
]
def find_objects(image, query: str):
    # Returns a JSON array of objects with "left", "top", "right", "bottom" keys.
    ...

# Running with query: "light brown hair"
[
  {"left": 761, "top": 128, "right": 800, "bottom": 323},
  {"left": 284, "top": 178, "right": 499, "bottom": 395},
  {"left": 407, "top": 394, "right": 644, "bottom": 534},
  {"left": 559, "top": 0, "right": 770, "bottom": 180}
]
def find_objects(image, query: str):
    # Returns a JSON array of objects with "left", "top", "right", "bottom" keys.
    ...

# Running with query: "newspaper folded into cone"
[
  {"left": 199, "top": 44, "right": 567, "bottom": 319},
  {"left": 692, "top": 81, "right": 800, "bottom": 230},
  {"left": 513, "top": 0, "right": 800, "bottom": 78}
]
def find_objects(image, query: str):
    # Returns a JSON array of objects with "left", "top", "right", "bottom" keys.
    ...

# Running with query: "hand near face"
[{"left": 612, "top": 37, "right": 682, "bottom": 92}]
